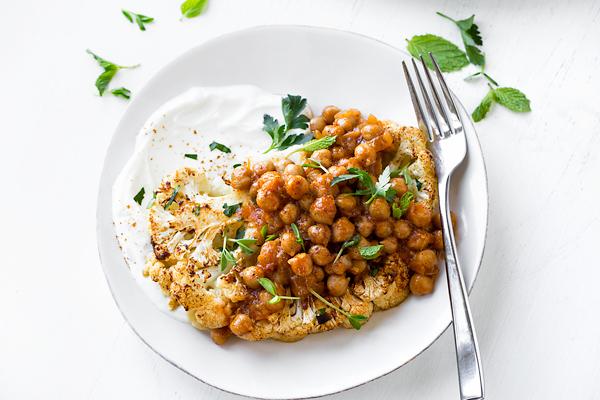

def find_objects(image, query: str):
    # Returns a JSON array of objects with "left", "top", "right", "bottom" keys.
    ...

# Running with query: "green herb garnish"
[
  {"left": 415, "top": 179, "right": 423, "bottom": 191},
  {"left": 222, "top": 202, "right": 242, "bottom": 217},
  {"left": 287, "top": 135, "right": 336, "bottom": 156},
  {"left": 146, "top": 191, "right": 156, "bottom": 209},
  {"left": 121, "top": 9, "right": 154, "bottom": 31},
  {"left": 258, "top": 277, "right": 300, "bottom": 304},
  {"left": 106, "top": 87, "right": 131, "bottom": 99},
  {"left": 472, "top": 84, "right": 531, "bottom": 122},
  {"left": 334, "top": 235, "right": 361, "bottom": 264},
  {"left": 406, "top": 34, "right": 469, "bottom": 72},
  {"left": 392, "top": 192, "right": 414, "bottom": 219},
  {"left": 227, "top": 237, "right": 257, "bottom": 255},
  {"left": 163, "top": 185, "right": 181, "bottom": 210},
  {"left": 133, "top": 187, "right": 145, "bottom": 205},
  {"left": 309, "top": 289, "right": 367, "bottom": 330},
  {"left": 180, "top": 0, "right": 208, "bottom": 20},
  {"left": 260, "top": 225, "right": 276, "bottom": 242},
  {"left": 437, "top": 12, "right": 484, "bottom": 66},
  {"left": 194, "top": 205, "right": 201, "bottom": 216},
  {"left": 209, "top": 141, "right": 231, "bottom": 153},
  {"left": 291, "top": 223, "right": 305, "bottom": 252},
  {"left": 390, "top": 161, "right": 413, "bottom": 186},
  {"left": 302, "top": 158, "right": 328, "bottom": 173},
  {"left": 184, "top": 154, "right": 198, "bottom": 160},
  {"left": 220, "top": 231, "right": 237, "bottom": 271},
  {"left": 232, "top": 163, "right": 241, "bottom": 169},
  {"left": 263, "top": 95, "right": 312, "bottom": 153},
  {"left": 337, "top": 166, "right": 396, "bottom": 204},
  {"left": 86, "top": 49, "right": 139, "bottom": 96},
  {"left": 370, "top": 268, "right": 379, "bottom": 277},
  {"left": 359, "top": 245, "right": 384, "bottom": 260}
]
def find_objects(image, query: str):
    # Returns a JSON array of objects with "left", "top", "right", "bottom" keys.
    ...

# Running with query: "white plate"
[{"left": 97, "top": 25, "right": 488, "bottom": 399}]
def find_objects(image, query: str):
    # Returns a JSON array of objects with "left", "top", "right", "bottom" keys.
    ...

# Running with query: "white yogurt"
[{"left": 112, "top": 85, "right": 298, "bottom": 322}]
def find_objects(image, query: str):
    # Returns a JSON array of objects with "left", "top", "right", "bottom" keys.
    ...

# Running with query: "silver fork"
[{"left": 403, "top": 53, "right": 485, "bottom": 400}]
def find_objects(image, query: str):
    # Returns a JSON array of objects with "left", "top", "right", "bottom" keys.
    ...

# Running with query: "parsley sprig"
[
  {"left": 86, "top": 49, "right": 139, "bottom": 97},
  {"left": 263, "top": 95, "right": 312, "bottom": 153},
  {"left": 258, "top": 278, "right": 300, "bottom": 304},
  {"left": 309, "top": 289, "right": 367, "bottom": 330},
  {"left": 437, "top": 12, "right": 484, "bottom": 66},
  {"left": 121, "top": 10, "right": 154, "bottom": 31},
  {"left": 335, "top": 166, "right": 397, "bottom": 204}
]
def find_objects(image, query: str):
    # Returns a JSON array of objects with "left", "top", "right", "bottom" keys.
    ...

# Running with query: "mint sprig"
[
  {"left": 121, "top": 10, "right": 154, "bottom": 31},
  {"left": 258, "top": 278, "right": 300, "bottom": 304},
  {"left": 309, "top": 289, "right": 367, "bottom": 330},
  {"left": 473, "top": 84, "right": 531, "bottom": 122},
  {"left": 291, "top": 223, "right": 305, "bottom": 252},
  {"left": 359, "top": 245, "right": 384, "bottom": 260},
  {"left": 334, "top": 235, "right": 361, "bottom": 264},
  {"left": 86, "top": 49, "right": 139, "bottom": 96},
  {"left": 287, "top": 135, "right": 336, "bottom": 156}
]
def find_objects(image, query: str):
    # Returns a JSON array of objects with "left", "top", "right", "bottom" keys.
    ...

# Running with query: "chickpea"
[
  {"left": 289, "top": 253, "right": 314, "bottom": 277},
  {"left": 328, "top": 165, "right": 348, "bottom": 179},
  {"left": 310, "top": 116, "right": 326, "bottom": 132},
  {"left": 248, "top": 180, "right": 260, "bottom": 200},
  {"left": 331, "top": 146, "right": 347, "bottom": 161},
  {"left": 311, "top": 173, "right": 338, "bottom": 198},
  {"left": 285, "top": 175, "right": 310, "bottom": 199},
  {"left": 347, "top": 259, "right": 367, "bottom": 275},
  {"left": 375, "top": 219, "right": 394, "bottom": 238},
  {"left": 406, "top": 201, "right": 432, "bottom": 228},
  {"left": 432, "top": 230, "right": 444, "bottom": 250},
  {"left": 325, "top": 254, "right": 352, "bottom": 275},
  {"left": 335, "top": 193, "right": 357, "bottom": 214},
  {"left": 284, "top": 163, "right": 306, "bottom": 177},
  {"left": 407, "top": 230, "right": 433, "bottom": 251},
  {"left": 356, "top": 215, "right": 375, "bottom": 237},
  {"left": 361, "top": 124, "right": 382, "bottom": 140},
  {"left": 347, "top": 236, "right": 371, "bottom": 260},
  {"left": 231, "top": 165, "right": 254, "bottom": 190},
  {"left": 409, "top": 249, "right": 439, "bottom": 275},
  {"left": 210, "top": 327, "right": 231, "bottom": 345},
  {"left": 313, "top": 266, "right": 326, "bottom": 281},
  {"left": 311, "top": 149, "right": 333, "bottom": 169},
  {"left": 390, "top": 177, "right": 408, "bottom": 197},
  {"left": 369, "top": 197, "right": 391, "bottom": 220},
  {"left": 354, "top": 143, "right": 377, "bottom": 166},
  {"left": 308, "top": 244, "right": 334, "bottom": 266},
  {"left": 322, "top": 106, "right": 341, "bottom": 124},
  {"left": 410, "top": 274, "right": 434, "bottom": 296},
  {"left": 308, "top": 224, "right": 331, "bottom": 246},
  {"left": 327, "top": 275, "right": 350, "bottom": 297},
  {"left": 380, "top": 236, "right": 398, "bottom": 253},
  {"left": 258, "top": 171, "right": 284, "bottom": 192},
  {"left": 332, "top": 217, "right": 355, "bottom": 243},
  {"left": 306, "top": 168, "right": 323, "bottom": 183},
  {"left": 240, "top": 266, "right": 264, "bottom": 289},
  {"left": 336, "top": 116, "right": 358, "bottom": 132},
  {"left": 271, "top": 264, "right": 291, "bottom": 285},
  {"left": 229, "top": 314, "right": 253, "bottom": 336},
  {"left": 370, "top": 130, "right": 393, "bottom": 152},
  {"left": 264, "top": 212, "right": 284, "bottom": 233},
  {"left": 259, "top": 289, "right": 285, "bottom": 313},
  {"left": 310, "top": 195, "right": 337, "bottom": 225},
  {"left": 295, "top": 213, "right": 316, "bottom": 234},
  {"left": 298, "top": 194, "right": 315, "bottom": 212},
  {"left": 257, "top": 239, "right": 281, "bottom": 269},
  {"left": 256, "top": 188, "right": 281, "bottom": 212},
  {"left": 252, "top": 160, "right": 275, "bottom": 177},
  {"left": 280, "top": 203, "right": 301, "bottom": 224},
  {"left": 394, "top": 219, "right": 412, "bottom": 239},
  {"left": 281, "top": 232, "right": 301, "bottom": 256},
  {"left": 274, "top": 159, "right": 294, "bottom": 174},
  {"left": 323, "top": 125, "right": 345, "bottom": 138}
]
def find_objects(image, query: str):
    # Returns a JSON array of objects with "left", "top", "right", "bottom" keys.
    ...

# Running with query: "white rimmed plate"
[{"left": 97, "top": 25, "right": 488, "bottom": 399}]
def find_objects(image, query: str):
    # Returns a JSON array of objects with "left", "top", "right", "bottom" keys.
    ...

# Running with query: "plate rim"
[{"left": 96, "top": 24, "right": 489, "bottom": 399}]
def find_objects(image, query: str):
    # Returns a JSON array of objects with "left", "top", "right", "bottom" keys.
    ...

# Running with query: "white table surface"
[{"left": 1, "top": 0, "right": 599, "bottom": 399}]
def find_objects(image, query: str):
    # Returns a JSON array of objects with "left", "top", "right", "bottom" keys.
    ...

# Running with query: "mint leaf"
[
  {"left": 133, "top": 187, "right": 145, "bottom": 205},
  {"left": 334, "top": 235, "right": 361, "bottom": 264},
  {"left": 258, "top": 277, "right": 277, "bottom": 296},
  {"left": 163, "top": 185, "right": 181, "bottom": 210},
  {"left": 180, "top": 0, "right": 207, "bottom": 20},
  {"left": 209, "top": 141, "right": 231, "bottom": 153},
  {"left": 222, "top": 202, "right": 242, "bottom": 217},
  {"left": 106, "top": 87, "right": 131, "bottom": 99},
  {"left": 493, "top": 87, "right": 531, "bottom": 112},
  {"left": 472, "top": 89, "right": 495, "bottom": 122},
  {"left": 86, "top": 49, "right": 139, "bottom": 96},
  {"left": 406, "top": 34, "right": 469, "bottom": 72},
  {"left": 393, "top": 192, "right": 414, "bottom": 219},
  {"left": 359, "top": 245, "right": 384, "bottom": 260},
  {"left": 122, "top": 10, "right": 153, "bottom": 31},
  {"left": 291, "top": 223, "right": 305, "bottom": 252},
  {"left": 194, "top": 205, "right": 200, "bottom": 216},
  {"left": 288, "top": 135, "right": 336, "bottom": 156},
  {"left": 309, "top": 289, "right": 366, "bottom": 330}
]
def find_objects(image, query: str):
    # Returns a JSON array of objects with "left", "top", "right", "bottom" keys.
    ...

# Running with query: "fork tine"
[
  {"left": 418, "top": 54, "right": 451, "bottom": 138},
  {"left": 429, "top": 52, "right": 463, "bottom": 135},
  {"left": 411, "top": 58, "right": 443, "bottom": 140},
  {"left": 402, "top": 61, "right": 434, "bottom": 142}
]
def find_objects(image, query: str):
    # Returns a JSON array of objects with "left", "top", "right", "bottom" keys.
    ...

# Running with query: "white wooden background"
[{"left": 1, "top": 0, "right": 599, "bottom": 399}]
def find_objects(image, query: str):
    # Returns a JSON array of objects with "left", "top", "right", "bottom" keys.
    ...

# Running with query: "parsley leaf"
[
  {"left": 437, "top": 12, "right": 484, "bottom": 66},
  {"left": 86, "top": 49, "right": 139, "bottom": 96},
  {"left": 406, "top": 34, "right": 469, "bottom": 72},
  {"left": 359, "top": 245, "right": 384, "bottom": 260},
  {"left": 309, "top": 289, "right": 367, "bottom": 330},
  {"left": 180, "top": 0, "right": 207, "bottom": 21},
  {"left": 122, "top": 10, "right": 154, "bottom": 31},
  {"left": 334, "top": 235, "right": 361, "bottom": 264},
  {"left": 184, "top": 153, "right": 198, "bottom": 160},
  {"left": 368, "top": 166, "right": 396, "bottom": 204},
  {"left": 472, "top": 85, "right": 531, "bottom": 122},
  {"left": 291, "top": 223, "right": 305, "bottom": 252},
  {"left": 222, "top": 202, "right": 242, "bottom": 217},
  {"left": 263, "top": 95, "right": 312, "bottom": 153},
  {"left": 392, "top": 192, "right": 414, "bottom": 219},
  {"left": 106, "top": 87, "right": 131, "bottom": 99},
  {"left": 133, "top": 187, "right": 145, "bottom": 205},
  {"left": 163, "top": 185, "right": 181, "bottom": 210},
  {"left": 209, "top": 141, "right": 231, "bottom": 153}
]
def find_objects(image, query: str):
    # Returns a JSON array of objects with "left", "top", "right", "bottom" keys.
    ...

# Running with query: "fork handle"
[{"left": 439, "top": 175, "right": 485, "bottom": 400}]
